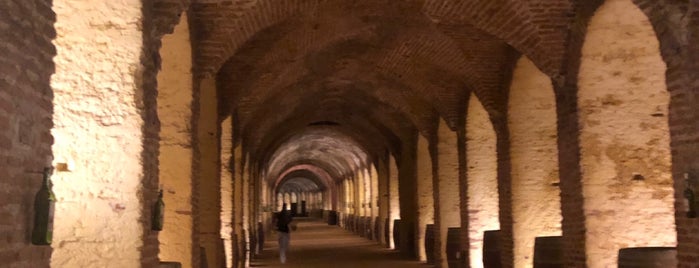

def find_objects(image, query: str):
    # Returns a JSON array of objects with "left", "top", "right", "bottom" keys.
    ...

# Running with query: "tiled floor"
[{"left": 250, "top": 218, "right": 429, "bottom": 268}]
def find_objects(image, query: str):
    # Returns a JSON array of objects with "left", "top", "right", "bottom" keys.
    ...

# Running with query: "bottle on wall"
[
  {"left": 32, "top": 167, "right": 56, "bottom": 245},
  {"left": 152, "top": 189, "right": 165, "bottom": 231},
  {"left": 684, "top": 173, "right": 696, "bottom": 218}
]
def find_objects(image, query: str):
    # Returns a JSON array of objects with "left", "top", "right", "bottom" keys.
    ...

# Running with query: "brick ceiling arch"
[
  {"left": 277, "top": 176, "right": 323, "bottom": 193},
  {"left": 215, "top": 2, "right": 490, "bottom": 131},
  {"left": 273, "top": 165, "right": 334, "bottom": 193},
  {"left": 253, "top": 123, "right": 398, "bottom": 175},
  {"left": 421, "top": 0, "right": 571, "bottom": 76},
  {"left": 245, "top": 88, "right": 417, "bottom": 163},
  {"left": 264, "top": 128, "right": 370, "bottom": 186},
  {"left": 192, "top": 0, "right": 571, "bottom": 78}
]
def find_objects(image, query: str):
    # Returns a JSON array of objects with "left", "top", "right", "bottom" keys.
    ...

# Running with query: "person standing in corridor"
[{"left": 276, "top": 204, "right": 293, "bottom": 264}]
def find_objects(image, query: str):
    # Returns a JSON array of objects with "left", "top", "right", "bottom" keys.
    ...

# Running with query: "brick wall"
[
  {"left": 433, "top": 119, "right": 461, "bottom": 268},
  {"left": 508, "top": 56, "right": 562, "bottom": 267},
  {"left": 0, "top": 1, "right": 56, "bottom": 267},
  {"left": 415, "top": 135, "right": 434, "bottom": 261},
  {"left": 465, "top": 94, "right": 500, "bottom": 268},
  {"left": 157, "top": 11, "right": 195, "bottom": 266}
]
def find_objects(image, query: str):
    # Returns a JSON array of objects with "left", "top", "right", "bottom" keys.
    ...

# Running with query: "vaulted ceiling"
[{"left": 186, "top": 0, "right": 573, "bottom": 189}]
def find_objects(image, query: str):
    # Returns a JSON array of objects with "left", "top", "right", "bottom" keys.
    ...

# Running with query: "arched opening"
[
  {"left": 578, "top": 0, "right": 676, "bottom": 266},
  {"left": 466, "top": 94, "right": 500, "bottom": 268},
  {"left": 389, "top": 155, "right": 401, "bottom": 249},
  {"left": 157, "top": 12, "right": 196, "bottom": 267},
  {"left": 416, "top": 135, "right": 435, "bottom": 261},
  {"left": 220, "top": 116, "right": 234, "bottom": 268},
  {"left": 434, "top": 118, "right": 461, "bottom": 268},
  {"left": 508, "top": 56, "right": 562, "bottom": 267}
]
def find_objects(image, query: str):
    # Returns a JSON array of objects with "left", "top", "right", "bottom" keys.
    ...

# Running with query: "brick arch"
[
  {"left": 274, "top": 164, "right": 338, "bottom": 209},
  {"left": 422, "top": 0, "right": 569, "bottom": 76},
  {"left": 256, "top": 126, "right": 384, "bottom": 178},
  {"left": 232, "top": 68, "right": 434, "bottom": 141},
  {"left": 240, "top": 81, "right": 421, "bottom": 149},
  {"left": 262, "top": 127, "right": 372, "bottom": 181},
  {"left": 437, "top": 23, "right": 519, "bottom": 124},
  {"left": 248, "top": 110, "right": 408, "bottom": 179},
  {"left": 254, "top": 123, "right": 392, "bottom": 169},
  {"left": 215, "top": 6, "right": 489, "bottom": 130},
  {"left": 552, "top": 0, "right": 687, "bottom": 266},
  {"left": 577, "top": 0, "right": 676, "bottom": 266},
  {"left": 193, "top": 0, "right": 565, "bottom": 76},
  {"left": 275, "top": 169, "right": 329, "bottom": 192},
  {"left": 194, "top": 0, "right": 425, "bottom": 75}
]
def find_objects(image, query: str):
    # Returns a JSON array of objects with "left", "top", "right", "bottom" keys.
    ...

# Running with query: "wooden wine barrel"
[
  {"left": 199, "top": 246, "right": 208, "bottom": 268},
  {"left": 248, "top": 230, "right": 257, "bottom": 258},
  {"left": 365, "top": 217, "right": 373, "bottom": 239},
  {"left": 359, "top": 216, "right": 364, "bottom": 236},
  {"left": 365, "top": 217, "right": 371, "bottom": 238},
  {"left": 533, "top": 236, "right": 563, "bottom": 268},
  {"left": 393, "top": 219, "right": 401, "bottom": 250},
  {"left": 425, "top": 224, "right": 436, "bottom": 264},
  {"left": 327, "top": 210, "right": 338, "bottom": 225},
  {"left": 374, "top": 217, "right": 380, "bottom": 241},
  {"left": 446, "top": 227, "right": 461, "bottom": 268},
  {"left": 356, "top": 216, "right": 363, "bottom": 236},
  {"left": 618, "top": 247, "right": 677, "bottom": 268},
  {"left": 483, "top": 230, "right": 501, "bottom": 268},
  {"left": 384, "top": 218, "right": 390, "bottom": 248},
  {"left": 350, "top": 215, "right": 356, "bottom": 232},
  {"left": 159, "top": 262, "right": 182, "bottom": 268},
  {"left": 363, "top": 217, "right": 371, "bottom": 237},
  {"left": 257, "top": 222, "right": 265, "bottom": 253},
  {"left": 232, "top": 234, "right": 239, "bottom": 268},
  {"left": 290, "top": 203, "right": 298, "bottom": 217}
]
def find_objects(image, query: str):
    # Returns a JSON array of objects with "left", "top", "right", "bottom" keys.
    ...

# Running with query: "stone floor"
[{"left": 250, "top": 218, "right": 429, "bottom": 268}]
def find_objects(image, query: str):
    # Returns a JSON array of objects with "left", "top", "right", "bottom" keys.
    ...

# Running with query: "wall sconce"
[{"left": 683, "top": 172, "right": 697, "bottom": 218}]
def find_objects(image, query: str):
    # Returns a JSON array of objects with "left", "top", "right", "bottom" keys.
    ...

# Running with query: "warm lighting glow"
[
  {"left": 50, "top": 0, "right": 147, "bottom": 266},
  {"left": 197, "top": 78, "right": 223, "bottom": 267},
  {"left": 389, "top": 155, "right": 400, "bottom": 249},
  {"left": 579, "top": 0, "right": 676, "bottom": 266},
  {"left": 416, "top": 135, "right": 435, "bottom": 261},
  {"left": 371, "top": 165, "right": 379, "bottom": 222},
  {"left": 157, "top": 12, "right": 195, "bottom": 267},
  {"left": 220, "top": 116, "right": 234, "bottom": 268},
  {"left": 435, "top": 119, "right": 461, "bottom": 268},
  {"left": 466, "top": 94, "right": 500, "bottom": 268},
  {"left": 509, "top": 56, "right": 562, "bottom": 268}
]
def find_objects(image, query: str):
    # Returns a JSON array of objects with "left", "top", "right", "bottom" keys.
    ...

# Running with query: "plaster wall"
[
  {"left": 220, "top": 117, "right": 234, "bottom": 268},
  {"left": 508, "top": 56, "right": 562, "bottom": 268},
  {"left": 466, "top": 95, "right": 500, "bottom": 268},
  {"left": 50, "top": 1, "right": 150, "bottom": 266},
  {"left": 196, "top": 78, "right": 222, "bottom": 268},
  {"left": 389, "top": 155, "right": 400, "bottom": 249},
  {"left": 578, "top": 0, "right": 676, "bottom": 266},
  {"left": 434, "top": 119, "right": 461, "bottom": 268},
  {"left": 416, "top": 135, "right": 434, "bottom": 261},
  {"left": 157, "top": 13, "right": 194, "bottom": 267}
]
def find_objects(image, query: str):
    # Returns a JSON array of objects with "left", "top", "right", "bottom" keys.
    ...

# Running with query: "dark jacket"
[{"left": 276, "top": 211, "right": 292, "bottom": 233}]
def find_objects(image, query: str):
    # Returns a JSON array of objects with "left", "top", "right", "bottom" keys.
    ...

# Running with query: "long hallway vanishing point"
[{"left": 2, "top": 0, "right": 699, "bottom": 267}]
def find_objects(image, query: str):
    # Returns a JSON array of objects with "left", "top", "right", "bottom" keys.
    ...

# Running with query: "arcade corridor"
[{"left": 2, "top": 0, "right": 699, "bottom": 267}]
